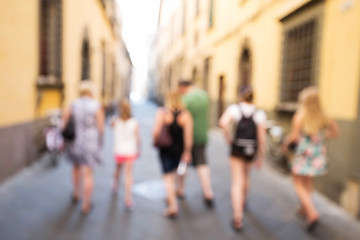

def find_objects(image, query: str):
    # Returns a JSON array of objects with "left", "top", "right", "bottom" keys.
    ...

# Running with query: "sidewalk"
[{"left": 0, "top": 101, "right": 359, "bottom": 240}]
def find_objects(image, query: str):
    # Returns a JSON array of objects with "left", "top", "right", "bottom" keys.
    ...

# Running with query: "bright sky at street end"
[{"left": 118, "top": 0, "right": 161, "bottom": 99}]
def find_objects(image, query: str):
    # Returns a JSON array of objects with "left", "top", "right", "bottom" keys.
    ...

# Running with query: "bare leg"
[
  {"left": 243, "top": 162, "right": 251, "bottom": 204},
  {"left": 124, "top": 161, "right": 134, "bottom": 208},
  {"left": 292, "top": 175, "right": 319, "bottom": 222},
  {"left": 176, "top": 174, "right": 186, "bottom": 198},
  {"left": 81, "top": 166, "right": 94, "bottom": 213},
  {"left": 163, "top": 172, "right": 178, "bottom": 216},
  {"left": 196, "top": 165, "right": 214, "bottom": 199},
  {"left": 230, "top": 157, "right": 247, "bottom": 226},
  {"left": 304, "top": 177, "right": 318, "bottom": 221},
  {"left": 72, "top": 164, "right": 81, "bottom": 199},
  {"left": 113, "top": 164, "right": 122, "bottom": 192}
]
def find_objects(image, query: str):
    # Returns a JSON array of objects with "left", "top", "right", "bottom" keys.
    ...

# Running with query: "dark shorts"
[
  {"left": 159, "top": 152, "right": 181, "bottom": 174},
  {"left": 191, "top": 144, "right": 207, "bottom": 167},
  {"left": 230, "top": 145, "right": 257, "bottom": 163}
]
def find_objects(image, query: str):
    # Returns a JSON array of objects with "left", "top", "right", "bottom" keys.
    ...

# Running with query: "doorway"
[{"left": 218, "top": 75, "right": 225, "bottom": 119}]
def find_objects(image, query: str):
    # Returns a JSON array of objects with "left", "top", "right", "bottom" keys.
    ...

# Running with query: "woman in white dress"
[{"left": 111, "top": 100, "right": 140, "bottom": 210}]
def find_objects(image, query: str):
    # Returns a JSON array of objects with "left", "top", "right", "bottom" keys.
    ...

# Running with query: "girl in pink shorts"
[{"left": 111, "top": 100, "right": 140, "bottom": 210}]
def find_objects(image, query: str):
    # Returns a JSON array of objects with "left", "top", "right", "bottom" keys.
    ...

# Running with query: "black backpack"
[{"left": 231, "top": 106, "right": 258, "bottom": 160}]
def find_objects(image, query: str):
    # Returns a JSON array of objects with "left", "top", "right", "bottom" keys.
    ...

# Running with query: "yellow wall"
[
  {"left": 0, "top": 0, "right": 120, "bottom": 127},
  {"left": 157, "top": 0, "right": 360, "bottom": 121},
  {"left": 320, "top": 0, "right": 360, "bottom": 120},
  {"left": 0, "top": 0, "right": 38, "bottom": 127},
  {"left": 37, "top": 90, "right": 63, "bottom": 116},
  {"left": 63, "top": 0, "right": 117, "bottom": 107}
]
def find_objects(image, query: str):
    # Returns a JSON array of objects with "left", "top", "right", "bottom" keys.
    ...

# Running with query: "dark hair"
[
  {"left": 178, "top": 79, "right": 192, "bottom": 87},
  {"left": 240, "top": 86, "right": 253, "bottom": 103}
]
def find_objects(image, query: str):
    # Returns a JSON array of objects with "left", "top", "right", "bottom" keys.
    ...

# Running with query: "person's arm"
[
  {"left": 218, "top": 107, "right": 234, "bottom": 144},
  {"left": 325, "top": 119, "right": 340, "bottom": 139},
  {"left": 135, "top": 122, "right": 141, "bottom": 157},
  {"left": 283, "top": 110, "right": 302, "bottom": 151},
  {"left": 96, "top": 106, "right": 105, "bottom": 138},
  {"left": 62, "top": 107, "right": 71, "bottom": 130},
  {"left": 152, "top": 108, "right": 164, "bottom": 141},
  {"left": 179, "top": 110, "right": 193, "bottom": 164},
  {"left": 255, "top": 123, "right": 266, "bottom": 168}
]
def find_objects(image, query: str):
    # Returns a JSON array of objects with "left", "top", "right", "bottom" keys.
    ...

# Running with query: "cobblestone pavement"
[{"left": 0, "top": 101, "right": 359, "bottom": 240}]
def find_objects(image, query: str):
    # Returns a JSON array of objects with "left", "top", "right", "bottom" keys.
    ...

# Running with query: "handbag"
[
  {"left": 62, "top": 114, "right": 76, "bottom": 141},
  {"left": 153, "top": 124, "right": 172, "bottom": 148},
  {"left": 277, "top": 141, "right": 297, "bottom": 174}
]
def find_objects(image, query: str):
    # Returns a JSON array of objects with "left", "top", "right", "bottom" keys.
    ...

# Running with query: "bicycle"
[{"left": 44, "top": 109, "right": 63, "bottom": 167}]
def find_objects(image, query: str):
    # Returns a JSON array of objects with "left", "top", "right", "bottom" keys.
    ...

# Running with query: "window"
[
  {"left": 209, "top": 0, "right": 214, "bottom": 28},
  {"left": 101, "top": 46, "right": 106, "bottom": 98},
  {"left": 111, "top": 58, "right": 116, "bottom": 98},
  {"left": 196, "top": 0, "right": 200, "bottom": 16},
  {"left": 81, "top": 34, "right": 91, "bottom": 81},
  {"left": 204, "top": 57, "right": 211, "bottom": 91},
  {"left": 192, "top": 67, "right": 197, "bottom": 84},
  {"left": 279, "top": 1, "right": 323, "bottom": 110},
  {"left": 194, "top": 31, "right": 199, "bottom": 47},
  {"left": 38, "top": 0, "right": 62, "bottom": 86},
  {"left": 238, "top": 46, "right": 252, "bottom": 93},
  {"left": 182, "top": 0, "right": 186, "bottom": 34}
]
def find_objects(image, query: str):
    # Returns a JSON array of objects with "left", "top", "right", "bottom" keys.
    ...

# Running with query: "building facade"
[
  {"left": 149, "top": 0, "right": 360, "bottom": 216},
  {"left": 0, "top": 0, "right": 132, "bottom": 183}
]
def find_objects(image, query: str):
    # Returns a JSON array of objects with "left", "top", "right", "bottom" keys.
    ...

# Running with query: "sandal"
[
  {"left": 307, "top": 219, "right": 319, "bottom": 232},
  {"left": 71, "top": 194, "right": 79, "bottom": 205},
  {"left": 203, "top": 197, "right": 214, "bottom": 209},
  {"left": 81, "top": 203, "right": 94, "bottom": 215},
  {"left": 163, "top": 209, "right": 178, "bottom": 219},
  {"left": 176, "top": 192, "right": 186, "bottom": 200},
  {"left": 125, "top": 201, "right": 134, "bottom": 211},
  {"left": 231, "top": 218, "right": 243, "bottom": 232}
]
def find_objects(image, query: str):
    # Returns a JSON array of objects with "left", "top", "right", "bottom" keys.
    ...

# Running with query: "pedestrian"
[
  {"left": 111, "top": 99, "right": 140, "bottom": 210},
  {"left": 219, "top": 86, "right": 267, "bottom": 231},
  {"left": 284, "top": 86, "right": 339, "bottom": 232},
  {"left": 152, "top": 91, "right": 193, "bottom": 218},
  {"left": 178, "top": 80, "right": 215, "bottom": 207},
  {"left": 62, "top": 81, "right": 105, "bottom": 214}
]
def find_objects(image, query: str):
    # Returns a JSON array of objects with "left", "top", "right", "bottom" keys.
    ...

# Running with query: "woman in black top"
[{"left": 153, "top": 91, "right": 193, "bottom": 218}]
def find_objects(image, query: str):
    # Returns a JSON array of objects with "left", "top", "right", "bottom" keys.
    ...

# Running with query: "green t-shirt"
[{"left": 182, "top": 89, "right": 209, "bottom": 145}]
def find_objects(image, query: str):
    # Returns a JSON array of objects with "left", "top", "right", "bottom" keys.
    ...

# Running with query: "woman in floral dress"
[
  {"left": 63, "top": 81, "right": 105, "bottom": 214},
  {"left": 285, "top": 86, "right": 339, "bottom": 232}
]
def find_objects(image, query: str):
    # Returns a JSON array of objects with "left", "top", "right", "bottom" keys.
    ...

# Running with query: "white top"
[
  {"left": 113, "top": 118, "right": 138, "bottom": 156},
  {"left": 222, "top": 102, "right": 267, "bottom": 125}
]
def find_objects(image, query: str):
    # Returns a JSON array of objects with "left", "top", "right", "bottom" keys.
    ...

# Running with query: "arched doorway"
[
  {"left": 81, "top": 30, "right": 90, "bottom": 81},
  {"left": 218, "top": 75, "right": 225, "bottom": 119},
  {"left": 238, "top": 42, "right": 252, "bottom": 94},
  {"left": 192, "top": 67, "right": 197, "bottom": 85}
]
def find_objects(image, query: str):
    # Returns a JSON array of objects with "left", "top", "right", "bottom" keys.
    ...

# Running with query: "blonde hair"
[
  {"left": 299, "top": 86, "right": 329, "bottom": 135},
  {"left": 119, "top": 99, "right": 131, "bottom": 120},
  {"left": 165, "top": 91, "right": 185, "bottom": 111},
  {"left": 79, "top": 81, "right": 95, "bottom": 96}
]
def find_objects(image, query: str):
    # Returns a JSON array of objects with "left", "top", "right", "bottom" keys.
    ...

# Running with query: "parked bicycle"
[
  {"left": 265, "top": 120, "right": 290, "bottom": 175},
  {"left": 44, "top": 109, "right": 63, "bottom": 167}
]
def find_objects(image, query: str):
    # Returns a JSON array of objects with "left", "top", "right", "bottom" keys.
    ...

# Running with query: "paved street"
[{"left": 0, "top": 101, "right": 359, "bottom": 240}]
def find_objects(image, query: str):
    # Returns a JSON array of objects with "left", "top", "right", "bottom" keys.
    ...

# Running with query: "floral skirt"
[{"left": 291, "top": 135, "right": 328, "bottom": 177}]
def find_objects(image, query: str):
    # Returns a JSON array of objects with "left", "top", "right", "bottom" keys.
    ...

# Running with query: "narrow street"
[{"left": 0, "top": 101, "right": 359, "bottom": 240}]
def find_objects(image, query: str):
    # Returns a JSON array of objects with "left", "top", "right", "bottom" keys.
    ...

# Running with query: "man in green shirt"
[{"left": 178, "top": 80, "right": 214, "bottom": 208}]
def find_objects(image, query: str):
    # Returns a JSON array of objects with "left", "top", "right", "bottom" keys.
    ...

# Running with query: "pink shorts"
[{"left": 115, "top": 154, "right": 137, "bottom": 164}]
